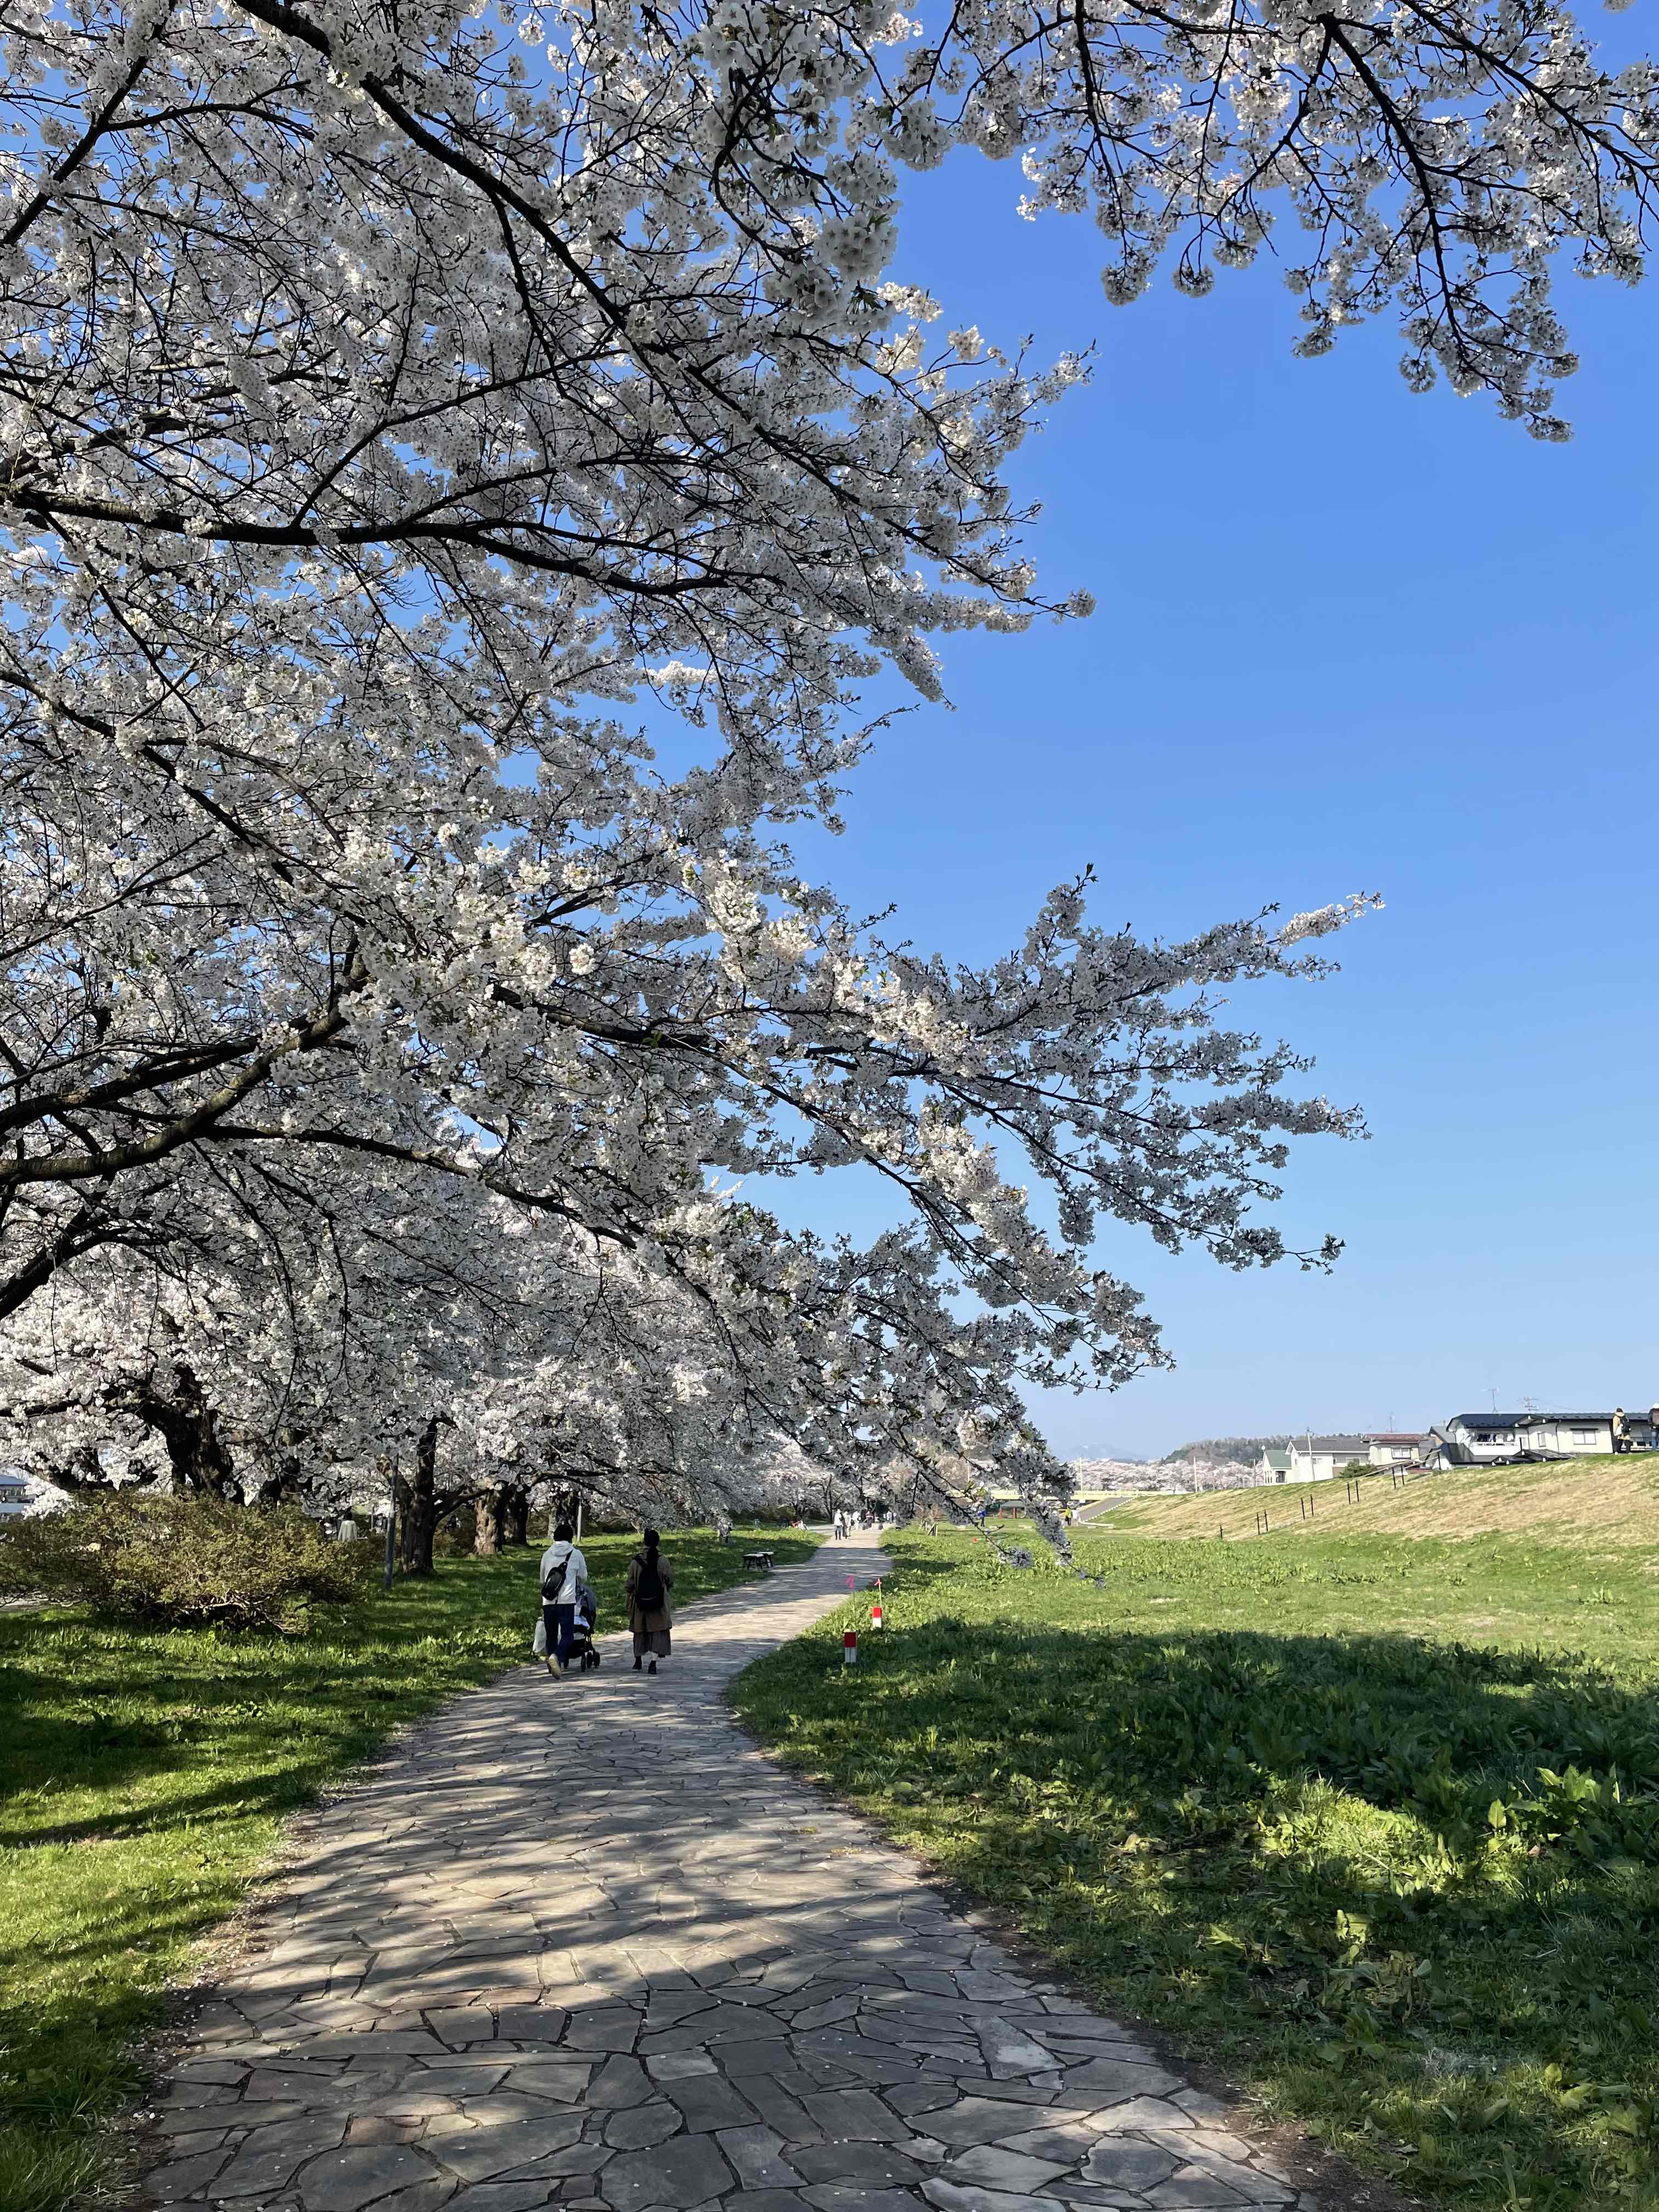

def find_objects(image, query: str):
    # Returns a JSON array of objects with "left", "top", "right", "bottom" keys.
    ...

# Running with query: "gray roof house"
[
  {"left": 1438, "top": 1414, "right": 1527, "bottom": 1463},
  {"left": 1432, "top": 1409, "right": 1655, "bottom": 1466},
  {"left": 1287, "top": 1435, "right": 1371, "bottom": 1481}
]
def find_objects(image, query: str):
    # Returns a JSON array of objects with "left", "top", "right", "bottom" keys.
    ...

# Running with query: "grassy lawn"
[
  {"left": 730, "top": 1519, "right": 1659, "bottom": 2211},
  {"left": 0, "top": 1523, "right": 814, "bottom": 2212}
]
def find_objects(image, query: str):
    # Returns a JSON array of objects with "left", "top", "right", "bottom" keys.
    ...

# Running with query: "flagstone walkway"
[{"left": 136, "top": 1533, "right": 1311, "bottom": 2212}]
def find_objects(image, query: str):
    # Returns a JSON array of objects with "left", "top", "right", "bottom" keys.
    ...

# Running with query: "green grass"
[
  {"left": 730, "top": 1522, "right": 1659, "bottom": 2211},
  {"left": 0, "top": 1523, "right": 814, "bottom": 2212}
]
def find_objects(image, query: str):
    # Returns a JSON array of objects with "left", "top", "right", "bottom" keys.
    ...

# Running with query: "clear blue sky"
[{"left": 769, "top": 156, "right": 1659, "bottom": 1461}]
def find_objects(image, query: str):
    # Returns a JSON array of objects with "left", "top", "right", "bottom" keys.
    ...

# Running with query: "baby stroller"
[
  {"left": 532, "top": 1577, "right": 602, "bottom": 1670},
  {"left": 566, "top": 1578, "right": 602, "bottom": 1671}
]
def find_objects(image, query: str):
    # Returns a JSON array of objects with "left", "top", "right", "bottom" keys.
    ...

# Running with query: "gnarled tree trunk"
[
  {"left": 473, "top": 1484, "right": 505, "bottom": 1555},
  {"left": 502, "top": 1484, "right": 530, "bottom": 1547},
  {"left": 118, "top": 1361, "right": 239, "bottom": 1499}
]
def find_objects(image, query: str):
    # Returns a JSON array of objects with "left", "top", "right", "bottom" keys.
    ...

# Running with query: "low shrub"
[{"left": 0, "top": 1491, "right": 374, "bottom": 1633}]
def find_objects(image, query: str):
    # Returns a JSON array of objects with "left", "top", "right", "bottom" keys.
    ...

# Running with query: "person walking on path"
[
  {"left": 832, "top": 1506, "right": 846, "bottom": 1541},
  {"left": 627, "top": 1529, "right": 673, "bottom": 1674},
  {"left": 539, "top": 1521, "right": 588, "bottom": 1675}
]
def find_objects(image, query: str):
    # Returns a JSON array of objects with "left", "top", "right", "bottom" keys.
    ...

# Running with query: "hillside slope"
[{"left": 1099, "top": 1452, "right": 1659, "bottom": 1547}]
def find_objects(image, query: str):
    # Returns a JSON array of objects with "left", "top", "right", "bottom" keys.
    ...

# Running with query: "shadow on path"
[{"left": 128, "top": 1534, "right": 1313, "bottom": 2212}]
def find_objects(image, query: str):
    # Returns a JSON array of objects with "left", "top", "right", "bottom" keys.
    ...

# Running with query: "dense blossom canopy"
[{"left": 0, "top": 0, "right": 1645, "bottom": 1510}]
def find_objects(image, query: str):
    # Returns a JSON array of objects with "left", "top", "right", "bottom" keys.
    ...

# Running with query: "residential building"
[
  {"left": 1509, "top": 1413, "right": 1613, "bottom": 1457},
  {"left": 1513, "top": 1410, "right": 1655, "bottom": 1456},
  {"left": 1256, "top": 1447, "right": 1294, "bottom": 1485},
  {"left": 0, "top": 1470, "right": 67, "bottom": 1517},
  {"left": 1432, "top": 1409, "right": 1656, "bottom": 1465},
  {"left": 1367, "top": 1433, "right": 1428, "bottom": 1468},
  {"left": 1440, "top": 1413, "right": 1527, "bottom": 1463},
  {"left": 1286, "top": 1434, "right": 1372, "bottom": 1483}
]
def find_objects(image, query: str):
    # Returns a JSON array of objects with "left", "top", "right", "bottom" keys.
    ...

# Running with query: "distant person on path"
[
  {"left": 627, "top": 1529, "right": 673, "bottom": 1674},
  {"left": 539, "top": 1521, "right": 588, "bottom": 1676},
  {"left": 1614, "top": 1407, "right": 1629, "bottom": 1453}
]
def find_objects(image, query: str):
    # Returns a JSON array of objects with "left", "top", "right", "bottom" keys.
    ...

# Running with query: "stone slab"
[{"left": 123, "top": 1538, "right": 1314, "bottom": 2212}]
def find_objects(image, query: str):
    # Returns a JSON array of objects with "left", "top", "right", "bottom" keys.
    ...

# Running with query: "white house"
[
  {"left": 1286, "top": 1434, "right": 1372, "bottom": 1483},
  {"left": 1438, "top": 1413, "right": 1527, "bottom": 1464},
  {"left": 1432, "top": 1409, "right": 1656, "bottom": 1465},
  {"left": 1256, "top": 1447, "right": 1294, "bottom": 1484},
  {"left": 1511, "top": 1411, "right": 1657, "bottom": 1457},
  {"left": 1367, "top": 1432, "right": 1428, "bottom": 1468},
  {"left": 1509, "top": 1413, "right": 1613, "bottom": 1457}
]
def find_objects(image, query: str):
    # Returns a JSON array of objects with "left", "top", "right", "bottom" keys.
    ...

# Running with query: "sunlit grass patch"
[{"left": 731, "top": 1526, "right": 1659, "bottom": 2211}]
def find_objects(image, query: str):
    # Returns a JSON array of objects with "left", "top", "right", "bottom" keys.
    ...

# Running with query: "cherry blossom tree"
[
  {"left": 3, "top": 0, "right": 1647, "bottom": 1505},
  {"left": 0, "top": 1137, "right": 1046, "bottom": 1548}
]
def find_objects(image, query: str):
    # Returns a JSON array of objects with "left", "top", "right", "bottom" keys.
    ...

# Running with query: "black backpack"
[{"left": 634, "top": 1551, "right": 664, "bottom": 1611}]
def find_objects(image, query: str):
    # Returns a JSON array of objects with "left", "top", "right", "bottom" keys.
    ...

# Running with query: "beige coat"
[{"left": 625, "top": 1550, "right": 673, "bottom": 1637}]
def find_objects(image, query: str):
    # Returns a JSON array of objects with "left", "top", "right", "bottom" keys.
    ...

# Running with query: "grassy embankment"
[
  {"left": 0, "top": 1525, "right": 814, "bottom": 2212},
  {"left": 1104, "top": 1450, "right": 1659, "bottom": 1549},
  {"left": 730, "top": 1465, "right": 1659, "bottom": 2211}
]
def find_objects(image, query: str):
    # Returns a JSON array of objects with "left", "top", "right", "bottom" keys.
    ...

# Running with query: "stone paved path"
[{"left": 137, "top": 1532, "right": 1311, "bottom": 2212}]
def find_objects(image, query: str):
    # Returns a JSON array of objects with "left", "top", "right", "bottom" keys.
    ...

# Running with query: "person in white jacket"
[{"left": 538, "top": 1521, "right": 588, "bottom": 1675}]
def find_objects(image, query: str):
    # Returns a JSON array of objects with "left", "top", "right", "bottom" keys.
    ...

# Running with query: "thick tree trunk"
[
  {"left": 502, "top": 1485, "right": 530, "bottom": 1547},
  {"left": 398, "top": 1415, "right": 439, "bottom": 1576},
  {"left": 121, "top": 1362, "right": 238, "bottom": 1499},
  {"left": 473, "top": 1485, "right": 505, "bottom": 1555}
]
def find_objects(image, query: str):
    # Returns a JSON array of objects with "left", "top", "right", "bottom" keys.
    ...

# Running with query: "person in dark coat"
[{"left": 627, "top": 1529, "right": 673, "bottom": 1674}]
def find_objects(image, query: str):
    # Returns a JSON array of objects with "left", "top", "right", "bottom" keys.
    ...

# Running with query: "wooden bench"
[{"left": 743, "top": 1549, "right": 774, "bottom": 1572}]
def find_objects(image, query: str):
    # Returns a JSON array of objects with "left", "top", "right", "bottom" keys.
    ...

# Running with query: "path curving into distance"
[{"left": 134, "top": 1531, "right": 1310, "bottom": 2212}]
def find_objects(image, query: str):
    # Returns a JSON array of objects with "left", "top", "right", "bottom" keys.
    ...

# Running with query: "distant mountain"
[{"left": 1162, "top": 1435, "right": 1291, "bottom": 1468}]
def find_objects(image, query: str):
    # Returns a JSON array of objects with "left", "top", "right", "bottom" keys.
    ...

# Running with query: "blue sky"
[{"left": 766, "top": 155, "right": 1659, "bottom": 1461}]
